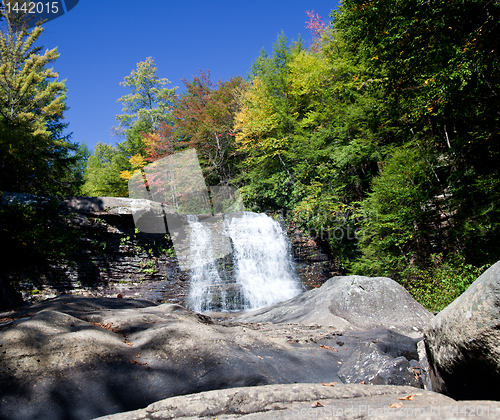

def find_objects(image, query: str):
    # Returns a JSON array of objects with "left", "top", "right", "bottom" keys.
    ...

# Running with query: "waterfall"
[
  {"left": 185, "top": 215, "right": 233, "bottom": 313},
  {"left": 186, "top": 212, "right": 303, "bottom": 312}
]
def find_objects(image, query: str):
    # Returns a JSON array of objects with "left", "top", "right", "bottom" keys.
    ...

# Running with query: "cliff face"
[
  {"left": 1, "top": 193, "right": 337, "bottom": 308},
  {"left": 0, "top": 193, "right": 189, "bottom": 307}
]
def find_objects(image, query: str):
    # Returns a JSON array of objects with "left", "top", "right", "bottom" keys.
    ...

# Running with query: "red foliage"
[
  {"left": 305, "top": 10, "right": 326, "bottom": 37},
  {"left": 173, "top": 71, "right": 245, "bottom": 183},
  {"left": 143, "top": 122, "right": 176, "bottom": 162},
  {"left": 139, "top": 70, "right": 245, "bottom": 185},
  {"left": 305, "top": 10, "right": 327, "bottom": 51}
]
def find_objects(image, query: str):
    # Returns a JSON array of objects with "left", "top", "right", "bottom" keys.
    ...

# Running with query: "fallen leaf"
[
  {"left": 311, "top": 401, "right": 324, "bottom": 407},
  {"left": 398, "top": 395, "right": 415, "bottom": 401},
  {"left": 0, "top": 317, "right": 14, "bottom": 322},
  {"left": 321, "top": 382, "right": 337, "bottom": 387},
  {"left": 91, "top": 322, "right": 125, "bottom": 336},
  {"left": 389, "top": 403, "right": 403, "bottom": 409},
  {"left": 319, "top": 344, "right": 338, "bottom": 352},
  {"left": 128, "top": 359, "right": 148, "bottom": 367}
]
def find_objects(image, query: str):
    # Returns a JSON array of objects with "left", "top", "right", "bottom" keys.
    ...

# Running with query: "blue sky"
[{"left": 37, "top": 0, "right": 340, "bottom": 153}]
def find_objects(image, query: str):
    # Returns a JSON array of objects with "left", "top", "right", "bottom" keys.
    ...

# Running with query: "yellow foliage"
[
  {"left": 234, "top": 77, "right": 281, "bottom": 156},
  {"left": 288, "top": 51, "right": 329, "bottom": 96},
  {"left": 129, "top": 154, "right": 146, "bottom": 169},
  {"left": 120, "top": 170, "right": 132, "bottom": 181}
]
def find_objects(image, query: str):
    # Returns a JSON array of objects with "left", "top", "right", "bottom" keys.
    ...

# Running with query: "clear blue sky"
[{"left": 37, "top": 0, "right": 340, "bottom": 153}]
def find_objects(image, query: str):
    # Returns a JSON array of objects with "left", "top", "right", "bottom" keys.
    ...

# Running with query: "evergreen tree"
[
  {"left": 0, "top": 2, "right": 76, "bottom": 195},
  {"left": 114, "top": 57, "right": 176, "bottom": 134}
]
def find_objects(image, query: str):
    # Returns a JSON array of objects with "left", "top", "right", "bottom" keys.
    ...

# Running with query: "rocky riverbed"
[{"left": 2, "top": 266, "right": 500, "bottom": 419}]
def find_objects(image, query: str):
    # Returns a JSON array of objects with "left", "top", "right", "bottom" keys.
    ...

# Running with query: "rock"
[
  {"left": 235, "top": 282, "right": 355, "bottom": 330},
  {"left": 338, "top": 342, "right": 421, "bottom": 387},
  {"left": 237, "top": 275, "right": 433, "bottom": 338},
  {"left": 417, "top": 339, "right": 433, "bottom": 390},
  {"left": 424, "top": 260, "right": 500, "bottom": 400},
  {"left": 60, "top": 196, "right": 175, "bottom": 217},
  {"left": 0, "top": 294, "right": 434, "bottom": 420},
  {"left": 0, "top": 296, "right": 352, "bottom": 420},
  {"left": 91, "top": 383, "right": 458, "bottom": 420}
]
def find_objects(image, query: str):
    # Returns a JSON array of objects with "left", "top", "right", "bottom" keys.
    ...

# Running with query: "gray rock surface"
[
  {"left": 60, "top": 196, "right": 175, "bottom": 217},
  {"left": 91, "top": 382, "right": 464, "bottom": 420},
  {"left": 338, "top": 342, "right": 420, "bottom": 388},
  {"left": 237, "top": 275, "right": 433, "bottom": 338},
  {"left": 0, "top": 295, "right": 422, "bottom": 420},
  {"left": 424, "top": 260, "right": 500, "bottom": 400}
]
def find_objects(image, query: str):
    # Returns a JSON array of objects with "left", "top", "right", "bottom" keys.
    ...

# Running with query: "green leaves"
[
  {"left": 0, "top": 4, "right": 81, "bottom": 195},
  {"left": 115, "top": 57, "right": 177, "bottom": 132},
  {"left": 81, "top": 142, "right": 129, "bottom": 197}
]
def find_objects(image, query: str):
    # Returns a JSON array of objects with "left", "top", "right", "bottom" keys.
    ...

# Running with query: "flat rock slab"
[
  {"left": 92, "top": 382, "right": 467, "bottom": 420},
  {"left": 0, "top": 296, "right": 425, "bottom": 420}
]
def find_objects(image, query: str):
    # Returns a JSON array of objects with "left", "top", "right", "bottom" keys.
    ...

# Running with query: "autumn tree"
[
  {"left": 0, "top": 1, "right": 78, "bottom": 195},
  {"left": 235, "top": 29, "right": 383, "bottom": 266},
  {"left": 305, "top": 10, "right": 327, "bottom": 51},
  {"left": 173, "top": 71, "right": 245, "bottom": 185},
  {"left": 235, "top": 33, "right": 305, "bottom": 209},
  {"left": 142, "top": 121, "right": 175, "bottom": 163}
]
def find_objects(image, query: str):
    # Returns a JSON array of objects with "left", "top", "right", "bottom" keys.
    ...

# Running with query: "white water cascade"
[
  {"left": 186, "top": 212, "right": 303, "bottom": 313},
  {"left": 185, "top": 215, "right": 229, "bottom": 313}
]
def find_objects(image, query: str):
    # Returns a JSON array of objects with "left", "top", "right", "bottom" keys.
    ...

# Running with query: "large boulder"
[
  {"left": 237, "top": 275, "right": 433, "bottom": 338},
  {"left": 338, "top": 342, "right": 420, "bottom": 388},
  {"left": 424, "top": 260, "right": 500, "bottom": 400}
]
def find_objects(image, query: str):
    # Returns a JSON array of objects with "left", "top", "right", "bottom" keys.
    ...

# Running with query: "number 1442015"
[{"left": 5, "top": 2, "right": 59, "bottom": 14}]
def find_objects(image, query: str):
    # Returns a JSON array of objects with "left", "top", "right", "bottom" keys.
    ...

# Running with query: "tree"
[
  {"left": 235, "top": 33, "right": 305, "bottom": 209},
  {"left": 305, "top": 10, "right": 327, "bottom": 51},
  {"left": 114, "top": 57, "right": 176, "bottom": 134},
  {"left": 83, "top": 58, "right": 177, "bottom": 197},
  {"left": 234, "top": 25, "right": 391, "bottom": 268},
  {"left": 81, "top": 142, "right": 128, "bottom": 197},
  {"left": 334, "top": 0, "right": 500, "bottom": 275},
  {"left": 0, "top": 1, "right": 75, "bottom": 195},
  {"left": 142, "top": 121, "right": 175, "bottom": 163},
  {"left": 68, "top": 141, "right": 91, "bottom": 195},
  {"left": 173, "top": 71, "right": 245, "bottom": 185}
]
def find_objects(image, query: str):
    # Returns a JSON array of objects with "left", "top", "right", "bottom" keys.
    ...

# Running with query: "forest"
[{"left": 1, "top": 1, "right": 499, "bottom": 311}]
